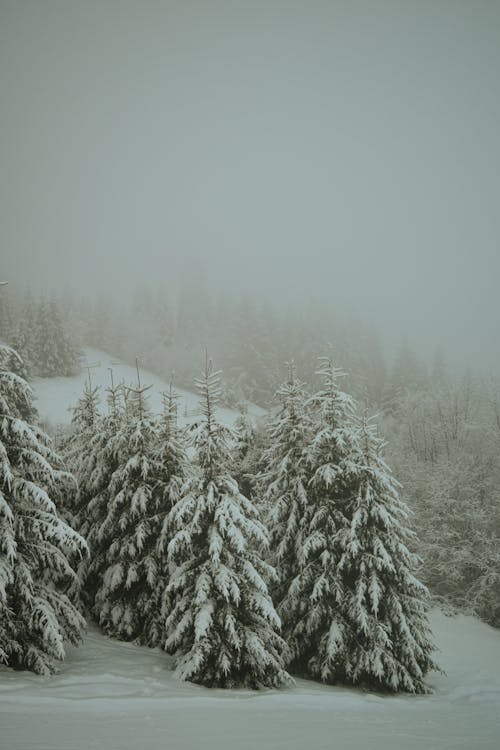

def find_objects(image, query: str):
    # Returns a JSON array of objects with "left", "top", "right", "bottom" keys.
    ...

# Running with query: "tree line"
[
  {"left": 2, "top": 283, "right": 499, "bottom": 631},
  {"left": 0, "top": 337, "right": 438, "bottom": 692}
]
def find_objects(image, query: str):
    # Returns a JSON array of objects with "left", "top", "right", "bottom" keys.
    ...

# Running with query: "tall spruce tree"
[
  {"left": 83, "top": 373, "right": 126, "bottom": 610},
  {"left": 64, "top": 380, "right": 101, "bottom": 531},
  {"left": 282, "top": 358, "right": 359, "bottom": 670},
  {"left": 0, "top": 291, "right": 15, "bottom": 345},
  {"left": 262, "top": 363, "right": 312, "bottom": 635},
  {"left": 93, "top": 367, "right": 161, "bottom": 645},
  {"left": 0, "top": 343, "right": 86, "bottom": 674},
  {"left": 10, "top": 292, "right": 36, "bottom": 377},
  {"left": 156, "top": 385, "right": 191, "bottom": 645},
  {"left": 33, "top": 298, "right": 81, "bottom": 378},
  {"left": 328, "top": 413, "right": 438, "bottom": 693},
  {"left": 164, "top": 357, "right": 291, "bottom": 688},
  {"left": 231, "top": 409, "right": 258, "bottom": 501}
]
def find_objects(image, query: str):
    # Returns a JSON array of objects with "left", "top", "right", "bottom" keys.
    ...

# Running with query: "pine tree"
[
  {"left": 83, "top": 373, "right": 126, "bottom": 610},
  {"left": 164, "top": 357, "right": 291, "bottom": 688},
  {"left": 65, "top": 381, "right": 101, "bottom": 528},
  {"left": 231, "top": 409, "right": 258, "bottom": 500},
  {"left": 33, "top": 298, "right": 82, "bottom": 377},
  {"left": 283, "top": 358, "right": 360, "bottom": 670},
  {"left": 62, "top": 378, "right": 103, "bottom": 599},
  {"left": 10, "top": 293, "right": 36, "bottom": 377},
  {"left": 156, "top": 385, "right": 191, "bottom": 645},
  {"left": 326, "top": 413, "right": 438, "bottom": 693},
  {"left": 262, "top": 363, "right": 312, "bottom": 633},
  {"left": 0, "top": 290, "right": 15, "bottom": 344},
  {"left": 93, "top": 368, "right": 162, "bottom": 645},
  {"left": 0, "top": 343, "right": 86, "bottom": 674}
]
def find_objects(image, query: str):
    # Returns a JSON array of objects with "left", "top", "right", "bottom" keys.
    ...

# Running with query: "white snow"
[
  {"left": 31, "top": 348, "right": 264, "bottom": 429},
  {"left": 1, "top": 610, "right": 499, "bottom": 749}
]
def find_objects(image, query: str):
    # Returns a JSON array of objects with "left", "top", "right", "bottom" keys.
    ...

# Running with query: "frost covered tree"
[
  {"left": 0, "top": 291, "right": 15, "bottom": 344},
  {"left": 164, "top": 358, "right": 291, "bottom": 688},
  {"left": 282, "top": 358, "right": 360, "bottom": 669},
  {"left": 155, "top": 385, "right": 191, "bottom": 644},
  {"left": 383, "top": 375, "right": 500, "bottom": 627},
  {"left": 9, "top": 293, "right": 37, "bottom": 377},
  {"left": 93, "top": 369, "right": 162, "bottom": 645},
  {"left": 0, "top": 343, "right": 86, "bottom": 674},
  {"left": 64, "top": 380, "right": 101, "bottom": 531},
  {"left": 62, "top": 376, "right": 108, "bottom": 603},
  {"left": 261, "top": 363, "right": 312, "bottom": 630},
  {"left": 231, "top": 408, "right": 258, "bottom": 500},
  {"left": 327, "top": 413, "right": 438, "bottom": 693},
  {"left": 82, "top": 374, "right": 127, "bottom": 609},
  {"left": 33, "top": 298, "right": 81, "bottom": 377}
]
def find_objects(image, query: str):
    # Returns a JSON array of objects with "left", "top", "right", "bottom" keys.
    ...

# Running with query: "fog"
[{"left": 1, "top": 0, "right": 499, "bottom": 370}]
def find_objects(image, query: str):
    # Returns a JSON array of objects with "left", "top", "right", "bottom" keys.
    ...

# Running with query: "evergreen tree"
[
  {"left": 0, "top": 290, "right": 15, "bottom": 344},
  {"left": 328, "top": 413, "right": 438, "bottom": 693},
  {"left": 9, "top": 292, "right": 36, "bottom": 377},
  {"left": 231, "top": 408, "right": 258, "bottom": 500},
  {"left": 93, "top": 370, "right": 162, "bottom": 645},
  {"left": 83, "top": 374, "right": 126, "bottom": 610},
  {"left": 0, "top": 343, "right": 86, "bottom": 674},
  {"left": 156, "top": 385, "right": 191, "bottom": 644},
  {"left": 33, "top": 298, "right": 82, "bottom": 377},
  {"left": 164, "top": 358, "right": 291, "bottom": 688},
  {"left": 283, "top": 358, "right": 359, "bottom": 669},
  {"left": 63, "top": 379, "right": 103, "bottom": 596},
  {"left": 262, "top": 363, "right": 312, "bottom": 631}
]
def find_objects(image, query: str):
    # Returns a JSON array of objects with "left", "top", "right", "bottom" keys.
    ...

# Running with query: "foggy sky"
[{"left": 1, "top": 1, "right": 499, "bottom": 370}]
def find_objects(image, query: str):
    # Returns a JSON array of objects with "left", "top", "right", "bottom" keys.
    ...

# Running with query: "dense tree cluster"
[
  {"left": 4, "top": 279, "right": 499, "bottom": 689},
  {"left": 0, "top": 292, "right": 81, "bottom": 378},
  {"left": 59, "top": 350, "right": 436, "bottom": 692},
  {"left": 1, "top": 322, "right": 439, "bottom": 692}
]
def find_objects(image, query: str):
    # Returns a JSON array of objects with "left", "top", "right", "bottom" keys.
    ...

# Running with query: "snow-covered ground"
[
  {"left": 1, "top": 611, "right": 499, "bottom": 750},
  {"left": 32, "top": 348, "right": 263, "bottom": 428}
]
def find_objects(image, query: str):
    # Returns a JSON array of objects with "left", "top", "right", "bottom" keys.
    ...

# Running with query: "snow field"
[
  {"left": 1, "top": 611, "right": 499, "bottom": 749},
  {"left": 32, "top": 347, "right": 263, "bottom": 428}
]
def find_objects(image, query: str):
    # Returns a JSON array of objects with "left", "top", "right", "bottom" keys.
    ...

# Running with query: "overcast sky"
[{"left": 1, "top": 0, "right": 499, "bottom": 370}]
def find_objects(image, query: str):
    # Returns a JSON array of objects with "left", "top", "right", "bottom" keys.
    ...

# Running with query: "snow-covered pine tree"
[
  {"left": 326, "top": 411, "right": 438, "bottom": 693},
  {"left": 0, "top": 290, "right": 15, "bottom": 345},
  {"left": 64, "top": 380, "right": 101, "bottom": 531},
  {"left": 61, "top": 375, "right": 106, "bottom": 604},
  {"left": 0, "top": 343, "right": 87, "bottom": 674},
  {"left": 83, "top": 373, "right": 126, "bottom": 610},
  {"left": 261, "top": 362, "right": 312, "bottom": 638},
  {"left": 156, "top": 384, "right": 191, "bottom": 644},
  {"left": 9, "top": 293, "right": 36, "bottom": 377},
  {"left": 282, "top": 357, "right": 359, "bottom": 670},
  {"left": 231, "top": 408, "right": 258, "bottom": 501},
  {"left": 33, "top": 298, "right": 82, "bottom": 378},
  {"left": 164, "top": 357, "right": 291, "bottom": 688},
  {"left": 93, "top": 366, "right": 162, "bottom": 645}
]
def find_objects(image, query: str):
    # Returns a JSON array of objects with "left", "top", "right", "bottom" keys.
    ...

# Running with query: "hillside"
[{"left": 31, "top": 347, "right": 263, "bottom": 428}]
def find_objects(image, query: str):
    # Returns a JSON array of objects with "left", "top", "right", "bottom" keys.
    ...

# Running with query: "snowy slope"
[
  {"left": 1, "top": 611, "right": 499, "bottom": 750},
  {"left": 31, "top": 348, "right": 263, "bottom": 428}
]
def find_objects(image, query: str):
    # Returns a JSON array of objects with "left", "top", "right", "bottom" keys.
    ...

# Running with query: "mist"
[{"left": 1, "top": 0, "right": 500, "bottom": 371}]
